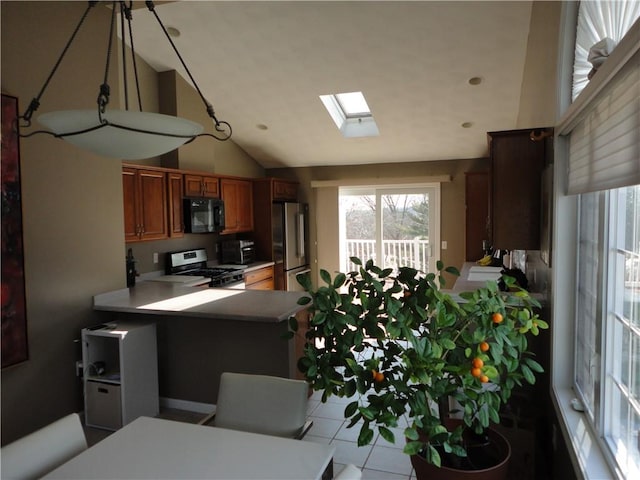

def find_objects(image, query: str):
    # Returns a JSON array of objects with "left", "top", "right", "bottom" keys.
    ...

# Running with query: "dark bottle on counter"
[{"left": 126, "top": 248, "right": 137, "bottom": 287}]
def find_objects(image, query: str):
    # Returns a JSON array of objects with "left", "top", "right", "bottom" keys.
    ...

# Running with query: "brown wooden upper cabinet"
[
  {"left": 184, "top": 174, "right": 220, "bottom": 198},
  {"left": 167, "top": 172, "right": 184, "bottom": 238},
  {"left": 488, "top": 128, "right": 552, "bottom": 251},
  {"left": 123, "top": 167, "right": 168, "bottom": 243},
  {"left": 272, "top": 180, "right": 299, "bottom": 202},
  {"left": 465, "top": 171, "right": 490, "bottom": 261},
  {"left": 220, "top": 178, "right": 253, "bottom": 234}
]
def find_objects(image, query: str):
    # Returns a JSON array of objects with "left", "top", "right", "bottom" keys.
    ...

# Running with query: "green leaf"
[
  {"left": 359, "top": 406, "right": 376, "bottom": 421},
  {"left": 297, "top": 296, "right": 311, "bottom": 305},
  {"left": 333, "top": 273, "right": 347, "bottom": 289},
  {"left": 280, "top": 331, "right": 294, "bottom": 340},
  {"left": 524, "top": 357, "right": 545, "bottom": 373},
  {"left": 319, "top": 269, "right": 332, "bottom": 285},
  {"left": 379, "top": 426, "right": 396, "bottom": 444},
  {"left": 404, "top": 441, "right": 424, "bottom": 456},
  {"left": 358, "top": 426, "right": 374, "bottom": 446},
  {"left": 441, "top": 338, "right": 456, "bottom": 350},
  {"left": 288, "top": 316, "right": 298, "bottom": 332},
  {"left": 426, "top": 445, "right": 442, "bottom": 468},
  {"left": 522, "top": 364, "right": 536, "bottom": 384},
  {"left": 350, "top": 257, "right": 362, "bottom": 266},
  {"left": 404, "top": 427, "right": 419, "bottom": 441},
  {"left": 345, "top": 401, "right": 359, "bottom": 417}
]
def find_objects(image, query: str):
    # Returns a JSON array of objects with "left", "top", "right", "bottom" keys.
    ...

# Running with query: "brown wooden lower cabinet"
[{"left": 244, "top": 265, "right": 275, "bottom": 290}]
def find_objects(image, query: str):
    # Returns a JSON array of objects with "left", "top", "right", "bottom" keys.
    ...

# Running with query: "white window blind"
[
  {"left": 568, "top": 52, "right": 640, "bottom": 194},
  {"left": 559, "top": 17, "right": 640, "bottom": 195}
]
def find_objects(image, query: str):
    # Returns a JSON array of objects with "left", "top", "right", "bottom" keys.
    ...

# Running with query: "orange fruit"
[
  {"left": 374, "top": 371, "right": 385, "bottom": 382},
  {"left": 472, "top": 358, "right": 484, "bottom": 369},
  {"left": 492, "top": 312, "right": 504, "bottom": 324},
  {"left": 480, "top": 375, "right": 489, "bottom": 383},
  {"left": 479, "top": 341, "right": 490, "bottom": 352},
  {"left": 471, "top": 368, "right": 482, "bottom": 377}
]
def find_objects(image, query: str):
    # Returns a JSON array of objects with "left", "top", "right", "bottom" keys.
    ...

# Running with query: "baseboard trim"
[{"left": 160, "top": 397, "right": 215, "bottom": 414}]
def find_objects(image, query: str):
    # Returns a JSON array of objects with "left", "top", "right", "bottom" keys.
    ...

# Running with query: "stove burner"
[{"left": 166, "top": 249, "right": 244, "bottom": 287}]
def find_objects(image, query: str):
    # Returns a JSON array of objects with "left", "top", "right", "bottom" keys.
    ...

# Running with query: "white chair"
[
  {"left": 335, "top": 464, "right": 363, "bottom": 479},
  {"left": 203, "top": 372, "right": 312, "bottom": 439},
  {"left": 1, "top": 413, "right": 87, "bottom": 480}
]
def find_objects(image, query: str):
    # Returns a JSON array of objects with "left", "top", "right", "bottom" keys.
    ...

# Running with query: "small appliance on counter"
[
  {"left": 126, "top": 248, "right": 137, "bottom": 287},
  {"left": 221, "top": 240, "right": 255, "bottom": 265}
]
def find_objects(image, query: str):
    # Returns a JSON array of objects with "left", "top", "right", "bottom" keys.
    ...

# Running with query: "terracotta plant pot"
[{"left": 410, "top": 420, "right": 511, "bottom": 480}]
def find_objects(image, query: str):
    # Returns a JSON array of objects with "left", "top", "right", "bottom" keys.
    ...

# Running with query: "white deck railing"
[{"left": 344, "top": 239, "right": 431, "bottom": 273}]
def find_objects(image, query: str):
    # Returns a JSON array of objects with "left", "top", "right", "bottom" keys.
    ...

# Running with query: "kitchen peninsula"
[{"left": 92, "top": 282, "right": 309, "bottom": 407}]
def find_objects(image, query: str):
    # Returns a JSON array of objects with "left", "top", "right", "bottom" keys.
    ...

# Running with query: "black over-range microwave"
[{"left": 183, "top": 197, "right": 225, "bottom": 233}]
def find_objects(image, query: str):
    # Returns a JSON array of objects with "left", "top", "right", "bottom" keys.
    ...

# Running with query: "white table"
[{"left": 43, "top": 416, "right": 335, "bottom": 479}]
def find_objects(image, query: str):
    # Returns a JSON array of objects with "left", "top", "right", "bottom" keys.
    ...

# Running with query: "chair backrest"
[
  {"left": 214, "top": 372, "right": 309, "bottom": 438},
  {"left": 1, "top": 413, "right": 87, "bottom": 480}
]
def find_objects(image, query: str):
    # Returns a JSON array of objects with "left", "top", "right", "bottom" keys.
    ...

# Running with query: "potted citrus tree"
[{"left": 288, "top": 257, "right": 547, "bottom": 479}]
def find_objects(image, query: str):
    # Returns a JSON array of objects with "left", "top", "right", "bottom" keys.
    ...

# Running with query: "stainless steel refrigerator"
[{"left": 272, "top": 202, "right": 309, "bottom": 291}]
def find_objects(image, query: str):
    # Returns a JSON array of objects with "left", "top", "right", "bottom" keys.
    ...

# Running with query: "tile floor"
[{"left": 304, "top": 390, "right": 417, "bottom": 479}]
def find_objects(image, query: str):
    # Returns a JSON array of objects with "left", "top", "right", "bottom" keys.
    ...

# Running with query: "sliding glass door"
[{"left": 339, "top": 185, "right": 440, "bottom": 274}]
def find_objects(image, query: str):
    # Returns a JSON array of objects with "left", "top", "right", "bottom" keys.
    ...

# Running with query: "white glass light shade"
[{"left": 38, "top": 110, "right": 204, "bottom": 160}]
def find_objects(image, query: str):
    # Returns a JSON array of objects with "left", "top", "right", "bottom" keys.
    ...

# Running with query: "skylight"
[{"left": 319, "top": 91, "right": 379, "bottom": 138}]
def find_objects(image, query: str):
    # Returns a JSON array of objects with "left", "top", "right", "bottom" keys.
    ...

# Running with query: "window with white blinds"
[
  {"left": 559, "top": 16, "right": 640, "bottom": 195},
  {"left": 568, "top": 53, "right": 640, "bottom": 194}
]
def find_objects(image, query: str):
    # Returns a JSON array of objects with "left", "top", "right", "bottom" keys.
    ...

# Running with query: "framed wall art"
[{"left": 1, "top": 93, "right": 29, "bottom": 368}]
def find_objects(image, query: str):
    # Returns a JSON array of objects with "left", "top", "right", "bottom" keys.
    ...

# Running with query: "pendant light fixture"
[{"left": 17, "top": 1, "right": 231, "bottom": 160}]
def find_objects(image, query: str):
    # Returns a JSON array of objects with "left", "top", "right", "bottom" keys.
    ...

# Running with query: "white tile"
[
  {"left": 307, "top": 398, "right": 321, "bottom": 415},
  {"left": 307, "top": 416, "right": 343, "bottom": 438},
  {"left": 364, "top": 445, "right": 413, "bottom": 476},
  {"left": 330, "top": 439, "right": 373, "bottom": 468},
  {"left": 313, "top": 401, "right": 350, "bottom": 420},
  {"left": 334, "top": 420, "right": 376, "bottom": 443},
  {"left": 374, "top": 425, "right": 406, "bottom": 450},
  {"left": 362, "top": 468, "right": 411, "bottom": 480}
]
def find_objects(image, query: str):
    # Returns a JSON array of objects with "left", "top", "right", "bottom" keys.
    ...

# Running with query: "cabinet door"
[
  {"left": 465, "top": 172, "right": 489, "bottom": 261},
  {"left": 167, "top": 172, "right": 184, "bottom": 238},
  {"left": 183, "top": 174, "right": 219, "bottom": 198},
  {"left": 236, "top": 180, "right": 253, "bottom": 231},
  {"left": 244, "top": 265, "right": 274, "bottom": 290},
  {"left": 122, "top": 168, "right": 140, "bottom": 243},
  {"left": 273, "top": 180, "right": 298, "bottom": 202},
  {"left": 184, "top": 174, "right": 204, "bottom": 197},
  {"left": 138, "top": 170, "right": 167, "bottom": 241},
  {"left": 202, "top": 176, "right": 220, "bottom": 198},
  {"left": 221, "top": 178, "right": 253, "bottom": 233},
  {"left": 489, "top": 130, "right": 547, "bottom": 250}
]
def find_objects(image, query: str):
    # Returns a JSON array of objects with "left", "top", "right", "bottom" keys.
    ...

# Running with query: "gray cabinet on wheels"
[{"left": 82, "top": 321, "right": 159, "bottom": 430}]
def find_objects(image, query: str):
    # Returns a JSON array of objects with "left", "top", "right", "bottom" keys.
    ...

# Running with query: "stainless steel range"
[{"left": 165, "top": 248, "right": 244, "bottom": 287}]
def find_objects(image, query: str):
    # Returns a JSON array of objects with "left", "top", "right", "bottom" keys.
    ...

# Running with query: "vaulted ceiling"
[{"left": 128, "top": 1, "right": 534, "bottom": 169}]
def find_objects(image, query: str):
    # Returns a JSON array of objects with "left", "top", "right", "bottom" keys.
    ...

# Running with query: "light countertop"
[
  {"left": 446, "top": 262, "right": 546, "bottom": 304},
  {"left": 93, "top": 281, "right": 307, "bottom": 323}
]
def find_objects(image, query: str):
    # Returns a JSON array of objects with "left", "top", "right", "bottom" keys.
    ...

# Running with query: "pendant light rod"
[
  {"left": 19, "top": 1, "right": 98, "bottom": 127},
  {"left": 145, "top": 1, "right": 231, "bottom": 140},
  {"left": 17, "top": 0, "right": 231, "bottom": 157}
]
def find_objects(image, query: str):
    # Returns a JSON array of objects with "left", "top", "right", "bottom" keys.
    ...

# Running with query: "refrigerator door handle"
[{"left": 297, "top": 212, "right": 305, "bottom": 259}]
